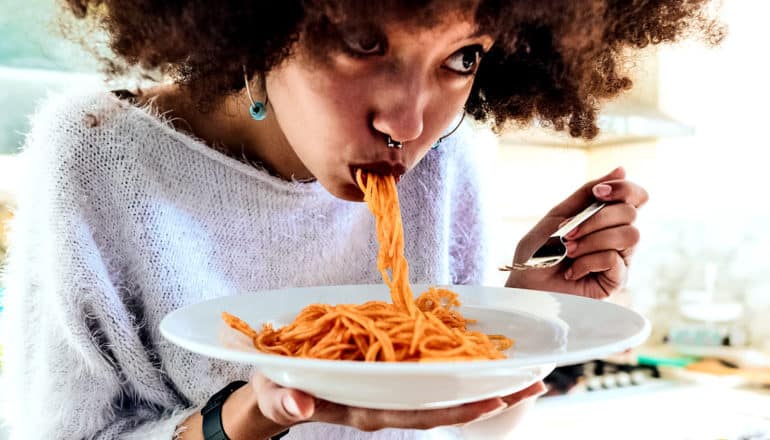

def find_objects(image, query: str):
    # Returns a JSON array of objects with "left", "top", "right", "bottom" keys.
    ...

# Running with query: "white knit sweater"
[{"left": 0, "top": 88, "right": 497, "bottom": 440}]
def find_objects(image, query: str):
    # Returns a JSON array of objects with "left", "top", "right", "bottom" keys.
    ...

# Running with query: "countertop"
[{"left": 509, "top": 379, "right": 770, "bottom": 439}]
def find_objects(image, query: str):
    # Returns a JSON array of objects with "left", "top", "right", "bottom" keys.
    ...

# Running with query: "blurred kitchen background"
[{"left": 1, "top": 0, "right": 769, "bottom": 439}]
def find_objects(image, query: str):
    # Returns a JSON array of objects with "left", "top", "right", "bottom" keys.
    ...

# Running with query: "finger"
[
  {"left": 620, "top": 244, "right": 636, "bottom": 266},
  {"left": 550, "top": 167, "right": 626, "bottom": 217},
  {"left": 564, "top": 225, "right": 640, "bottom": 259},
  {"left": 565, "top": 251, "right": 627, "bottom": 298},
  {"left": 564, "top": 202, "right": 637, "bottom": 241},
  {"left": 380, "top": 398, "right": 506, "bottom": 431},
  {"left": 521, "top": 168, "right": 627, "bottom": 255},
  {"left": 591, "top": 179, "right": 649, "bottom": 209},
  {"left": 318, "top": 398, "right": 506, "bottom": 432},
  {"left": 251, "top": 372, "right": 315, "bottom": 426},
  {"left": 500, "top": 381, "right": 547, "bottom": 407}
]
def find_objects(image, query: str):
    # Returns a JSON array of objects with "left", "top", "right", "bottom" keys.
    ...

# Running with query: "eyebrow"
[{"left": 449, "top": 28, "right": 493, "bottom": 47}]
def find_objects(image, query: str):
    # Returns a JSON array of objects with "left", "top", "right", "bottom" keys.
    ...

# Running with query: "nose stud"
[{"left": 386, "top": 135, "right": 403, "bottom": 149}]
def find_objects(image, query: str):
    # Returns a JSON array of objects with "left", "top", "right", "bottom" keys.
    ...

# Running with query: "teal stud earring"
[
  {"left": 249, "top": 101, "right": 267, "bottom": 121},
  {"left": 244, "top": 66, "right": 268, "bottom": 121}
]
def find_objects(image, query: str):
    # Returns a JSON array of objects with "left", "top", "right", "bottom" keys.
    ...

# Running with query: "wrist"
[{"left": 220, "top": 381, "right": 291, "bottom": 440}]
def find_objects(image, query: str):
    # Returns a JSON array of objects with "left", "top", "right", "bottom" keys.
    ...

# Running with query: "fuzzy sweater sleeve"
[{"left": 0, "top": 92, "right": 197, "bottom": 440}]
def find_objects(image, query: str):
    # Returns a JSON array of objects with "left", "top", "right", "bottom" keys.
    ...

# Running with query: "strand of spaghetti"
[
  {"left": 308, "top": 319, "right": 346, "bottom": 355},
  {"left": 359, "top": 169, "right": 417, "bottom": 316},
  {"left": 221, "top": 312, "right": 259, "bottom": 340},
  {"left": 314, "top": 343, "right": 358, "bottom": 358},
  {"left": 280, "top": 311, "right": 339, "bottom": 339},
  {"left": 409, "top": 311, "right": 423, "bottom": 355},
  {"left": 338, "top": 308, "right": 396, "bottom": 361},
  {"left": 366, "top": 341, "right": 382, "bottom": 361}
]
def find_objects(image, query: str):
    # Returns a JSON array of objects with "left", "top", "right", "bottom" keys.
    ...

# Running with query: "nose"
[{"left": 371, "top": 71, "right": 430, "bottom": 144}]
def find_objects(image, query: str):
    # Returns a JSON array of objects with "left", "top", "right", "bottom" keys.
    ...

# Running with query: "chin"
[{"left": 322, "top": 180, "right": 365, "bottom": 202}]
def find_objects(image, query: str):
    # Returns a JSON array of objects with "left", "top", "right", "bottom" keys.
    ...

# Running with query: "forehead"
[
  {"left": 330, "top": 6, "right": 488, "bottom": 44},
  {"left": 318, "top": 0, "right": 482, "bottom": 28},
  {"left": 383, "top": 15, "right": 488, "bottom": 47}
]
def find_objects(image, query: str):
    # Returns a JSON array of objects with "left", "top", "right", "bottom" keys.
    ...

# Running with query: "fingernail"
[
  {"left": 565, "top": 241, "right": 577, "bottom": 256},
  {"left": 282, "top": 395, "right": 301, "bottom": 417},
  {"left": 593, "top": 184, "right": 612, "bottom": 198},
  {"left": 564, "top": 228, "right": 578, "bottom": 239},
  {"left": 564, "top": 268, "right": 573, "bottom": 280}
]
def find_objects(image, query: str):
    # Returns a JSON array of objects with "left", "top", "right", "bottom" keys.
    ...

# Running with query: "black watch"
[{"left": 201, "top": 380, "right": 290, "bottom": 440}]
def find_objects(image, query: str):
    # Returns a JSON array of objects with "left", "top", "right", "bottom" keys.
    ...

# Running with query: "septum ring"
[{"left": 386, "top": 136, "right": 403, "bottom": 149}]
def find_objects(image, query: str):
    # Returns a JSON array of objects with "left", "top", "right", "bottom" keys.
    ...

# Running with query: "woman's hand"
[
  {"left": 505, "top": 167, "right": 648, "bottom": 299},
  {"left": 251, "top": 372, "right": 546, "bottom": 433}
]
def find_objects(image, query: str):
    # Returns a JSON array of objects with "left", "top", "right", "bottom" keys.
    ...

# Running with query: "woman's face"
[{"left": 264, "top": 14, "right": 494, "bottom": 201}]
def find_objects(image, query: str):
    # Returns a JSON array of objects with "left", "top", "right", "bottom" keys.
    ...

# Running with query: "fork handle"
[{"left": 552, "top": 201, "right": 606, "bottom": 239}]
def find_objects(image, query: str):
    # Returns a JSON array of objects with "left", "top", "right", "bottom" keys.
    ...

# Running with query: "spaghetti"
[{"left": 222, "top": 170, "right": 513, "bottom": 361}]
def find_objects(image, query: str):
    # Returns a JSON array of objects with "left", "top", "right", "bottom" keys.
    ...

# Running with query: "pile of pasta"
[{"left": 222, "top": 170, "right": 512, "bottom": 362}]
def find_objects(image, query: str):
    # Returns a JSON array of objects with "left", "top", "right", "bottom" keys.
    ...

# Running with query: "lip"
[{"left": 350, "top": 162, "right": 408, "bottom": 185}]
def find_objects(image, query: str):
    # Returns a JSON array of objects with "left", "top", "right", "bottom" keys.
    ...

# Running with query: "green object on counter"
[{"left": 637, "top": 354, "right": 699, "bottom": 368}]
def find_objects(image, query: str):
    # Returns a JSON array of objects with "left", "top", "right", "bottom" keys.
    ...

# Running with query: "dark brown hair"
[{"left": 62, "top": 0, "right": 723, "bottom": 139}]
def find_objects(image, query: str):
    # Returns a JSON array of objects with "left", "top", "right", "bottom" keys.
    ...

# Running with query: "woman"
[{"left": 0, "top": 1, "right": 720, "bottom": 439}]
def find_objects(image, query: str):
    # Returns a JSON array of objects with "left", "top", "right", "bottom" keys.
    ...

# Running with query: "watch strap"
[
  {"left": 201, "top": 380, "right": 248, "bottom": 440},
  {"left": 201, "top": 380, "right": 290, "bottom": 440}
]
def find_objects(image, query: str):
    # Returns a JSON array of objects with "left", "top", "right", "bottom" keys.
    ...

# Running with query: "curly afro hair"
[{"left": 61, "top": 0, "right": 723, "bottom": 139}]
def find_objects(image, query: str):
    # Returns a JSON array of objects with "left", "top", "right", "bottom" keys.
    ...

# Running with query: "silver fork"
[{"left": 499, "top": 201, "right": 606, "bottom": 271}]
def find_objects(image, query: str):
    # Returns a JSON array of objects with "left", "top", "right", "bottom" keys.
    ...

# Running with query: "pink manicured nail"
[
  {"left": 593, "top": 184, "right": 612, "bottom": 197},
  {"left": 565, "top": 241, "right": 577, "bottom": 256},
  {"left": 282, "top": 395, "right": 301, "bottom": 417}
]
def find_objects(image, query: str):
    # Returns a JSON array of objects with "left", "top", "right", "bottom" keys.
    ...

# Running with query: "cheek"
[
  {"left": 269, "top": 67, "right": 369, "bottom": 155},
  {"left": 417, "top": 92, "right": 468, "bottom": 147}
]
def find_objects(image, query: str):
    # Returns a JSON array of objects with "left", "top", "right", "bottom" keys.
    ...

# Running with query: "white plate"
[{"left": 160, "top": 284, "right": 650, "bottom": 409}]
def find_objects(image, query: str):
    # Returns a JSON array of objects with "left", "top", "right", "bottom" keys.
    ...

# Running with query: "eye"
[
  {"left": 342, "top": 30, "right": 386, "bottom": 57},
  {"left": 444, "top": 45, "right": 484, "bottom": 75}
]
